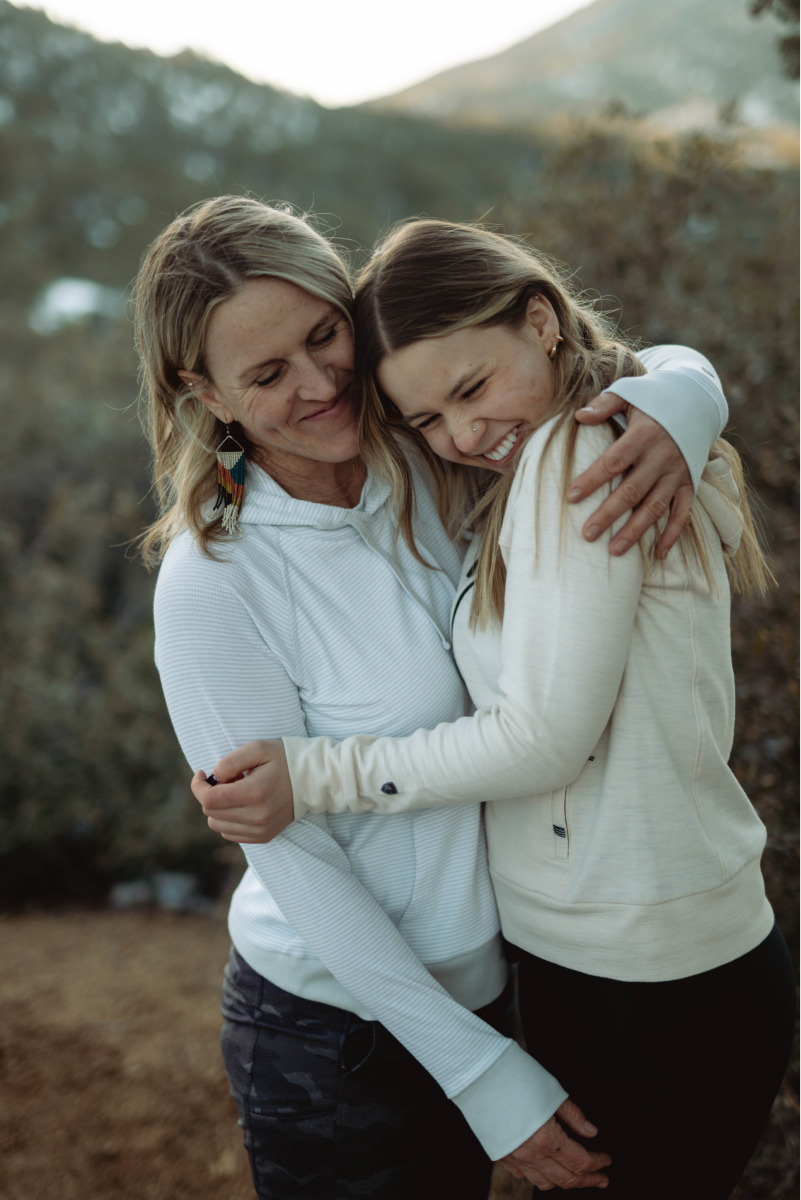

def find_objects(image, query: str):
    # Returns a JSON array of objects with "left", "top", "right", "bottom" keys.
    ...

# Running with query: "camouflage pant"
[{"left": 220, "top": 947, "right": 513, "bottom": 1200}]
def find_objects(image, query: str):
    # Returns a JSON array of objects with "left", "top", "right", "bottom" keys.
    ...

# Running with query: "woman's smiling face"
[
  {"left": 377, "top": 295, "right": 561, "bottom": 472},
  {"left": 180, "top": 276, "right": 359, "bottom": 473}
]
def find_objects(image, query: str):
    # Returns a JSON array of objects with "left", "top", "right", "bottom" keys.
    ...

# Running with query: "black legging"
[{"left": 514, "top": 924, "right": 795, "bottom": 1199}]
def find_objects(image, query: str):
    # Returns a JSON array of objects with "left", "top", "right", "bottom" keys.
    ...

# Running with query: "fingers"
[
  {"left": 579, "top": 465, "right": 669, "bottom": 548},
  {"left": 191, "top": 770, "right": 213, "bottom": 805},
  {"left": 191, "top": 769, "right": 245, "bottom": 812},
  {"left": 212, "top": 740, "right": 275, "bottom": 783},
  {"left": 505, "top": 1118, "right": 611, "bottom": 1191},
  {"left": 570, "top": 406, "right": 697, "bottom": 558},
  {"left": 556, "top": 1097, "right": 598, "bottom": 1138},
  {"left": 207, "top": 812, "right": 279, "bottom": 845},
  {"left": 529, "top": 1165, "right": 609, "bottom": 1190},
  {"left": 570, "top": 411, "right": 670, "bottom": 505},
  {"left": 655, "top": 483, "right": 694, "bottom": 558},
  {"left": 549, "top": 1138, "right": 611, "bottom": 1177},
  {"left": 574, "top": 390, "right": 628, "bottom": 424},
  {"left": 561, "top": 1172, "right": 608, "bottom": 1190},
  {"left": 518, "top": 1161, "right": 609, "bottom": 1190},
  {"left": 192, "top": 772, "right": 254, "bottom": 812},
  {"left": 568, "top": 438, "right": 641, "bottom": 506},
  {"left": 603, "top": 472, "right": 685, "bottom": 556},
  {"left": 205, "top": 806, "right": 267, "bottom": 832}
]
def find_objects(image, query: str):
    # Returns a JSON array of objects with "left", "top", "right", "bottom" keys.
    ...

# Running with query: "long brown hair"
[
  {"left": 132, "top": 196, "right": 353, "bottom": 566},
  {"left": 354, "top": 219, "right": 771, "bottom": 626}
]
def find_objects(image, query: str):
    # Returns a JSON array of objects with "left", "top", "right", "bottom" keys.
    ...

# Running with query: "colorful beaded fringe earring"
[{"left": 213, "top": 427, "right": 245, "bottom": 534}]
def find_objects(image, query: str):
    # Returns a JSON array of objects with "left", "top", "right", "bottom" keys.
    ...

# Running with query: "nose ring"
[{"left": 472, "top": 426, "right": 477, "bottom": 432}]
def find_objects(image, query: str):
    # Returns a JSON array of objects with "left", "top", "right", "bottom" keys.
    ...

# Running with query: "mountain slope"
[
  {"left": 370, "top": 0, "right": 799, "bottom": 130},
  {"left": 0, "top": 1, "right": 545, "bottom": 309}
]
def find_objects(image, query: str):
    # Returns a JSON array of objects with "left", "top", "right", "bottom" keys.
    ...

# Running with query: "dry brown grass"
[
  {"left": 0, "top": 911, "right": 793, "bottom": 1199},
  {"left": 0, "top": 910, "right": 532, "bottom": 1199}
]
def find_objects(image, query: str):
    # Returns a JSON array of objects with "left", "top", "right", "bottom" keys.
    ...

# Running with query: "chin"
[{"left": 316, "top": 434, "right": 361, "bottom": 462}]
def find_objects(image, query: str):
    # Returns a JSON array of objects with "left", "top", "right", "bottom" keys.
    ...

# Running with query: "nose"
[
  {"left": 296, "top": 353, "right": 338, "bottom": 403},
  {"left": 449, "top": 414, "right": 486, "bottom": 457}
]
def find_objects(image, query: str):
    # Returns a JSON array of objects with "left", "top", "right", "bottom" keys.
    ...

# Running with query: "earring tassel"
[{"left": 213, "top": 434, "right": 246, "bottom": 534}]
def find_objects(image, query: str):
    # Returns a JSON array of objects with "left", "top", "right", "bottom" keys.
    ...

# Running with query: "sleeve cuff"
[
  {"left": 611, "top": 346, "right": 729, "bottom": 493},
  {"left": 451, "top": 1040, "right": 569, "bottom": 1162},
  {"left": 610, "top": 370, "right": 724, "bottom": 493}
]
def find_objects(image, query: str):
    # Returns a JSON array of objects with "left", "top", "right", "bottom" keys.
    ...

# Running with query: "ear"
[
  {"left": 177, "top": 369, "right": 234, "bottom": 425},
  {"left": 525, "top": 294, "right": 561, "bottom": 348}
]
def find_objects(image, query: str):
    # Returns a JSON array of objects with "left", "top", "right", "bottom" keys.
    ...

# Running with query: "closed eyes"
[
  {"left": 462, "top": 378, "right": 486, "bottom": 400},
  {"left": 255, "top": 323, "right": 341, "bottom": 387},
  {"left": 412, "top": 378, "right": 487, "bottom": 431},
  {"left": 256, "top": 367, "right": 282, "bottom": 388},
  {"left": 311, "top": 324, "right": 338, "bottom": 349}
]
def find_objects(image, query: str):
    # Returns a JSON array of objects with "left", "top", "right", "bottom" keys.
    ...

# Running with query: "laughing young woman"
[{"left": 201, "top": 220, "right": 796, "bottom": 1199}]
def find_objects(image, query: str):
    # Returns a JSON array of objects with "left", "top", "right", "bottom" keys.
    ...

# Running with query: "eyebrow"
[
  {"left": 237, "top": 307, "right": 341, "bottom": 383},
  {"left": 401, "top": 368, "right": 480, "bottom": 424}
]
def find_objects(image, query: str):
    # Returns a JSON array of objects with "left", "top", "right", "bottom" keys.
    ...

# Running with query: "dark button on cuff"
[{"left": 380, "top": 782, "right": 398, "bottom": 795}]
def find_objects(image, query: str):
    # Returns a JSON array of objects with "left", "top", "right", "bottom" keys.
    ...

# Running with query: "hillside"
[
  {"left": 0, "top": 0, "right": 545, "bottom": 313},
  {"left": 371, "top": 0, "right": 799, "bottom": 134}
]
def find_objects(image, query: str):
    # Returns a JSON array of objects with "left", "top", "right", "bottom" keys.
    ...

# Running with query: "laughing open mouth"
[{"left": 482, "top": 425, "right": 520, "bottom": 463}]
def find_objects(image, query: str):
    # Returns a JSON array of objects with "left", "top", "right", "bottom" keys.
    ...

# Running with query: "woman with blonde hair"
[{"left": 203, "top": 219, "right": 795, "bottom": 1199}]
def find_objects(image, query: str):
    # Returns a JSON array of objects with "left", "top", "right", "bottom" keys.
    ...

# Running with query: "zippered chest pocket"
[{"left": 551, "top": 788, "right": 569, "bottom": 861}]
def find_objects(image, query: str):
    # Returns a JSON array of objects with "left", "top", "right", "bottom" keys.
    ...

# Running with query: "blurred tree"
[{"left": 751, "top": 0, "right": 801, "bottom": 76}]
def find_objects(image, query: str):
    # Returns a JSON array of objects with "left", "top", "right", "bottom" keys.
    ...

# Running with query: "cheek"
[
  {"left": 239, "top": 392, "right": 291, "bottom": 434},
  {"left": 424, "top": 427, "right": 462, "bottom": 465},
  {"left": 338, "top": 329, "right": 355, "bottom": 369},
  {"left": 325, "top": 326, "right": 355, "bottom": 375}
]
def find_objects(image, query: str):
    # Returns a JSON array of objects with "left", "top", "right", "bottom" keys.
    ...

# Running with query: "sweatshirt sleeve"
[
  {"left": 153, "top": 543, "right": 567, "bottom": 1161},
  {"left": 613, "top": 344, "right": 728, "bottom": 491},
  {"left": 284, "top": 421, "right": 644, "bottom": 817}
]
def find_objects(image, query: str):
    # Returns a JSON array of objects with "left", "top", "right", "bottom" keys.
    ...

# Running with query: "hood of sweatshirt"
[
  {"left": 235, "top": 461, "right": 454, "bottom": 649},
  {"left": 238, "top": 460, "right": 391, "bottom": 529},
  {"left": 696, "top": 458, "right": 745, "bottom": 556}
]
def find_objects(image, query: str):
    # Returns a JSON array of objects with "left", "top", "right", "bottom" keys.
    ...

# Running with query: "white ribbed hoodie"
[{"left": 154, "top": 345, "right": 728, "bottom": 1160}]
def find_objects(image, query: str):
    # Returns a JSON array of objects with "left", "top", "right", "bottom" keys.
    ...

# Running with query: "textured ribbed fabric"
[{"left": 154, "top": 345, "right": 725, "bottom": 1160}]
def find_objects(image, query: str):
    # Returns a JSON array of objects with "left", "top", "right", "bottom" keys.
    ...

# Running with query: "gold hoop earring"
[{"left": 549, "top": 336, "right": 564, "bottom": 361}]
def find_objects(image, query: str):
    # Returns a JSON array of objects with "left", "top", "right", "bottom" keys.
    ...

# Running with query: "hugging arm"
[
  {"left": 154, "top": 559, "right": 611, "bottom": 1181},
  {"left": 205, "top": 347, "right": 720, "bottom": 824},
  {"left": 572, "top": 344, "right": 728, "bottom": 555},
  {"left": 280, "top": 421, "right": 644, "bottom": 819}
]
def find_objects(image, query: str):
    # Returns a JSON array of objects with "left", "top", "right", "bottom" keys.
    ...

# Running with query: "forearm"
[
  {"left": 287, "top": 426, "right": 644, "bottom": 820},
  {"left": 242, "top": 822, "right": 567, "bottom": 1159},
  {"left": 155, "top": 568, "right": 566, "bottom": 1159}
]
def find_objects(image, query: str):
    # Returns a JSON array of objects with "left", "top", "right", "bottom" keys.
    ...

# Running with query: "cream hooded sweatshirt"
[{"left": 285, "top": 417, "right": 773, "bottom": 983}]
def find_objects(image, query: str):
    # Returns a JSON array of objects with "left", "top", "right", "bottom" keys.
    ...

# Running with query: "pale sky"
[{"left": 28, "top": 0, "right": 595, "bottom": 107}]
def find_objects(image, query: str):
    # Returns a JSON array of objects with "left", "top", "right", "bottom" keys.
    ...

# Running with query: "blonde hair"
[
  {"left": 133, "top": 196, "right": 353, "bottom": 566},
  {"left": 354, "top": 220, "right": 771, "bottom": 627}
]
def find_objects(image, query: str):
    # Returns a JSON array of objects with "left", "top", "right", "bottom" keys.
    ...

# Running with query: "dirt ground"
[{"left": 0, "top": 911, "right": 796, "bottom": 1200}]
